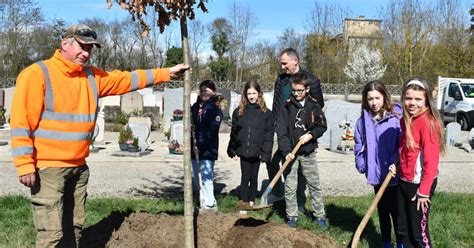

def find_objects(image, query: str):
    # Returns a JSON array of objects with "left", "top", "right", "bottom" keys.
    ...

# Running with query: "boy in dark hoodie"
[{"left": 277, "top": 72, "right": 328, "bottom": 228}]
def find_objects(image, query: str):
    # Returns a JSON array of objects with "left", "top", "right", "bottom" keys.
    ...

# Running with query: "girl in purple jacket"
[{"left": 354, "top": 80, "right": 403, "bottom": 248}]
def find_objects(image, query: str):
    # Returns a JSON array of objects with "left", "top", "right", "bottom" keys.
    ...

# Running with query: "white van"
[{"left": 437, "top": 76, "right": 474, "bottom": 130}]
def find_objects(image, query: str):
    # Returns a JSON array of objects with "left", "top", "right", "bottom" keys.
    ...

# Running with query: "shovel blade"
[{"left": 235, "top": 200, "right": 272, "bottom": 211}]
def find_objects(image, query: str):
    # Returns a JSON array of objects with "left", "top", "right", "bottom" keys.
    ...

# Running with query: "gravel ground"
[{"left": 0, "top": 131, "right": 473, "bottom": 198}]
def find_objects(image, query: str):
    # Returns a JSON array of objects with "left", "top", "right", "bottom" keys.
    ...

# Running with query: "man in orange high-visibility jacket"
[{"left": 10, "top": 24, "right": 188, "bottom": 247}]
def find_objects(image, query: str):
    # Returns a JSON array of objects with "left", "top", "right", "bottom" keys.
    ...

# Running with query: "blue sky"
[
  {"left": 40, "top": 0, "right": 386, "bottom": 41},
  {"left": 38, "top": 0, "right": 472, "bottom": 58}
]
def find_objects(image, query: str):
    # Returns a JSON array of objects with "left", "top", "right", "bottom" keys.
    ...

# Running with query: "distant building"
[{"left": 343, "top": 16, "right": 382, "bottom": 52}]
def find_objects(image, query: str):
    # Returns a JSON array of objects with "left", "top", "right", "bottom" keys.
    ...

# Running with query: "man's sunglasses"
[{"left": 75, "top": 29, "right": 97, "bottom": 39}]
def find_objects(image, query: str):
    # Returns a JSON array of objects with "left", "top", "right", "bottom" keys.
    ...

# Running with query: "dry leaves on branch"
[{"left": 108, "top": 0, "right": 208, "bottom": 36}]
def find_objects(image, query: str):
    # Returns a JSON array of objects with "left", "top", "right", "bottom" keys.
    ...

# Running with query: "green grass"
[{"left": 0, "top": 193, "right": 472, "bottom": 247}]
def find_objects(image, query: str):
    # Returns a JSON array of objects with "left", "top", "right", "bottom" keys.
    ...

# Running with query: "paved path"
[{"left": 0, "top": 131, "right": 473, "bottom": 198}]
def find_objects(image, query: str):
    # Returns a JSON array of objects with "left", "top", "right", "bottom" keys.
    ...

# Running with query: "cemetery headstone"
[
  {"left": 138, "top": 88, "right": 156, "bottom": 107},
  {"left": 329, "top": 129, "right": 340, "bottom": 151},
  {"left": 263, "top": 91, "right": 274, "bottom": 110},
  {"left": 170, "top": 120, "right": 184, "bottom": 146},
  {"left": 446, "top": 122, "right": 461, "bottom": 146},
  {"left": 89, "top": 123, "right": 100, "bottom": 153},
  {"left": 128, "top": 122, "right": 151, "bottom": 152},
  {"left": 4, "top": 87, "right": 15, "bottom": 121},
  {"left": 319, "top": 99, "right": 360, "bottom": 146},
  {"left": 468, "top": 128, "right": 474, "bottom": 153},
  {"left": 163, "top": 87, "right": 184, "bottom": 132},
  {"left": 229, "top": 91, "right": 241, "bottom": 123},
  {"left": 121, "top": 91, "right": 143, "bottom": 113},
  {"left": 129, "top": 117, "right": 152, "bottom": 131},
  {"left": 95, "top": 110, "right": 105, "bottom": 144}
]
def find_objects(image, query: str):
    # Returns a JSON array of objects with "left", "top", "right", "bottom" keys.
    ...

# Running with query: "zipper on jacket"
[{"left": 246, "top": 126, "right": 251, "bottom": 156}]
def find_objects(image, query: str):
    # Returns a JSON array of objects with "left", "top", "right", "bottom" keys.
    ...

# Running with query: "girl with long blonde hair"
[{"left": 397, "top": 77, "right": 445, "bottom": 247}]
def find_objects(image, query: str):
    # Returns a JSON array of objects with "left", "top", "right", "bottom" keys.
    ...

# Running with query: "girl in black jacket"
[{"left": 227, "top": 81, "right": 273, "bottom": 210}]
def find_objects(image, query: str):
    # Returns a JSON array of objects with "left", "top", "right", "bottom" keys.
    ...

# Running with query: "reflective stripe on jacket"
[{"left": 11, "top": 50, "right": 171, "bottom": 176}]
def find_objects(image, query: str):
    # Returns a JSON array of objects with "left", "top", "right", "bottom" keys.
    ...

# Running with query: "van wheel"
[{"left": 456, "top": 113, "right": 469, "bottom": 130}]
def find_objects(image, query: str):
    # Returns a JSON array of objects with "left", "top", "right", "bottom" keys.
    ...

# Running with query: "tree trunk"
[{"left": 180, "top": 14, "right": 194, "bottom": 248}]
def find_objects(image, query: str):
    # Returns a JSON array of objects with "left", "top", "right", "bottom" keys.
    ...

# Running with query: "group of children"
[{"left": 191, "top": 74, "right": 443, "bottom": 248}]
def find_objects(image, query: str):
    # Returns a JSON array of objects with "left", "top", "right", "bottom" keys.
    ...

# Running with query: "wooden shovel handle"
[
  {"left": 351, "top": 171, "right": 394, "bottom": 248},
  {"left": 266, "top": 135, "right": 307, "bottom": 192}
]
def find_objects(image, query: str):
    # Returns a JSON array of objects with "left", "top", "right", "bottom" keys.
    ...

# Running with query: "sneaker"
[
  {"left": 287, "top": 216, "right": 298, "bottom": 228},
  {"left": 315, "top": 217, "right": 329, "bottom": 228},
  {"left": 200, "top": 204, "right": 218, "bottom": 213},
  {"left": 382, "top": 242, "right": 392, "bottom": 248}
]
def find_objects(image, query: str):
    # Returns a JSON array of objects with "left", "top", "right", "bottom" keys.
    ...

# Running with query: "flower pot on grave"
[
  {"left": 119, "top": 143, "right": 129, "bottom": 151},
  {"left": 128, "top": 146, "right": 140, "bottom": 152}
]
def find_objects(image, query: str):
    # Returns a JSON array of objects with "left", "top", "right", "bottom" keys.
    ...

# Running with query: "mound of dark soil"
[{"left": 103, "top": 212, "right": 338, "bottom": 248}]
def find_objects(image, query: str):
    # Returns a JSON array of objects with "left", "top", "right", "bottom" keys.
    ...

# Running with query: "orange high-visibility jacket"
[{"left": 11, "top": 50, "right": 171, "bottom": 176}]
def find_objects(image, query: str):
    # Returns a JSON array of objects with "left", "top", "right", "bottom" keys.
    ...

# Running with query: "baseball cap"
[{"left": 63, "top": 24, "right": 101, "bottom": 48}]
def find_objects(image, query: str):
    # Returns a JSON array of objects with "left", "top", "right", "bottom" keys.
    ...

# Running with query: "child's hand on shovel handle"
[
  {"left": 299, "top": 133, "right": 313, "bottom": 144},
  {"left": 286, "top": 153, "right": 295, "bottom": 161},
  {"left": 388, "top": 164, "right": 397, "bottom": 177}
]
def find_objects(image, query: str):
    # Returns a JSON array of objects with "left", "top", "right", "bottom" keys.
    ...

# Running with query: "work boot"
[{"left": 287, "top": 216, "right": 298, "bottom": 228}]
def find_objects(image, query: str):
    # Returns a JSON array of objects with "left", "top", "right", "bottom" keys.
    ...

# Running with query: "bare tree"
[
  {"left": 380, "top": 0, "right": 435, "bottom": 83},
  {"left": 227, "top": 1, "right": 258, "bottom": 84},
  {"left": 0, "top": 0, "right": 43, "bottom": 77},
  {"left": 81, "top": 18, "right": 112, "bottom": 70},
  {"left": 189, "top": 19, "right": 207, "bottom": 81},
  {"left": 107, "top": 19, "right": 141, "bottom": 70},
  {"left": 245, "top": 41, "right": 278, "bottom": 84},
  {"left": 109, "top": 2, "right": 208, "bottom": 247},
  {"left": 431, "top": 0, "right": 472, "bottom": 77},
  {"left": 304, "top": 1, "right": 350, "bottom": 84},
  {"left": 305, "top": 0, "right": 349, "bottom": 37},
  {"left": 139, "top": 11, "right": 166, "bottom": 68},
  {"left": 278, "top": 28, "right": 306, "bottom": 58}
]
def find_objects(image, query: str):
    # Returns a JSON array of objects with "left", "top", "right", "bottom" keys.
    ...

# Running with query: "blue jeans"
[{"left": 192, "top": 159, "right": 216, "bottom": 207}]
